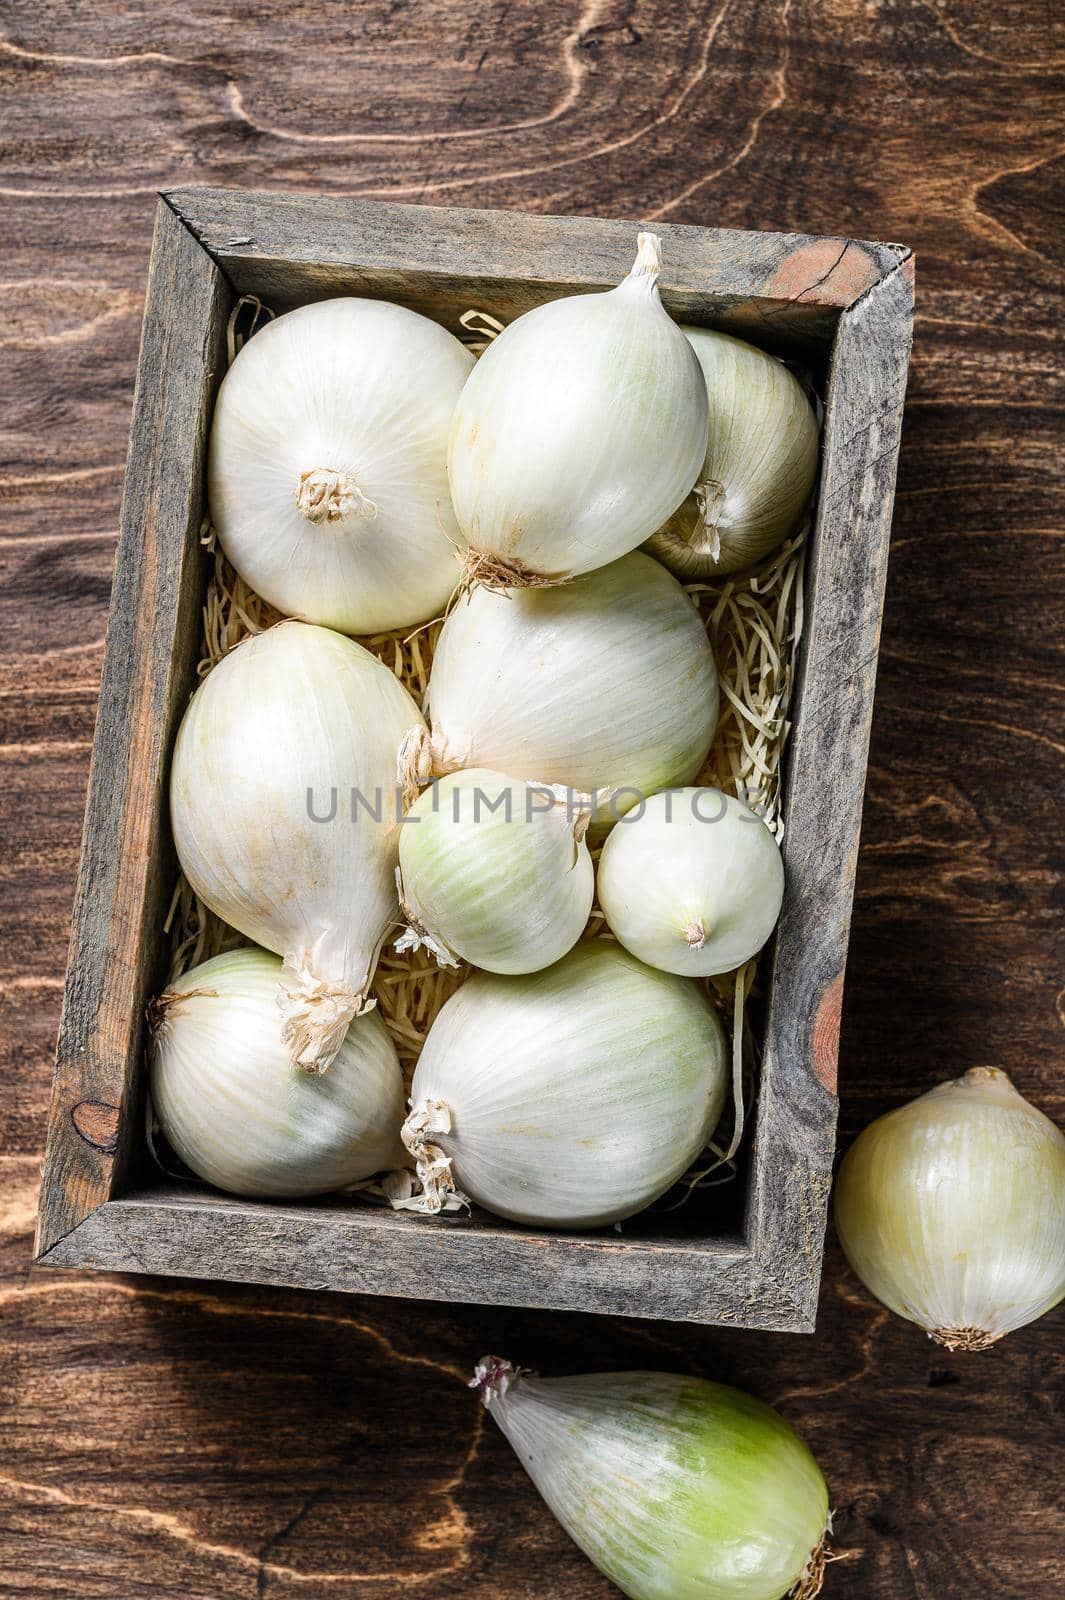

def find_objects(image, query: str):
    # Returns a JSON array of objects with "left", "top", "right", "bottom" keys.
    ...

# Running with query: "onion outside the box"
[
  {"left": 834, "top": 1067, "right": 1065, "bottom": 1350},
  {"left": 471, "top": 1358, "right": 833, "bottom": 1600}
]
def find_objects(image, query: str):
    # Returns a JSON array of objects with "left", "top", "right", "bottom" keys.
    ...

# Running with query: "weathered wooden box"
[{"left": 34, "top": 191, "right": 913, "bottom": 1330}]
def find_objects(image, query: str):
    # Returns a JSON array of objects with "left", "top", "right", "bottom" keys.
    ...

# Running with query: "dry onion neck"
[
  {"left": 400, "top": 1096, "right": 469, "bottom": 1213},
  {"left": 278, "top": 962, "right": 376, "bottom": 1075}
]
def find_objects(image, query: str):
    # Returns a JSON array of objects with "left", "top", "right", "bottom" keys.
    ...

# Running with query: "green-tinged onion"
[
  {"left": 396, "top": 769, "right": 593, "bottom": 974},
  {"left": 406, "top": 551, "right": 718, "bottom": 828},
  {"left": 399, "top": 940, "right": 727, "bottom": 1225},
  {"left": 645, "top": 328, "right": 819, "bottom": 578},
  {"left": 834, "top": 1068, "right": 1065, "bottom": 1350},
  {"left": 170, "top": 620, "right": 424, "bottom": 1073},
  {"left": 597, "top": 788, "right": 785, "bottom": 976},
  {"left": 472, "top": 1358, "right": 831, "bottom": 1600},
  {"left": 447, "top": 233, "right": 708, "bottom": 590},
  {"left": 209, "top": 297, "right": 474, "bottom": 633},
  {"left": 149, "top": 949, "right": 405, "bottom": 1198}
]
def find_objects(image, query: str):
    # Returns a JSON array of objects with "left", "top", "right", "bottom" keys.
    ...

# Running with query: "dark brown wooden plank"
[
  {"left": 2, "top": 2, "right": 1063, "bottom": 1596},
  {"left": 33, "top": 203, "right": 228, "bottom": 1258}
]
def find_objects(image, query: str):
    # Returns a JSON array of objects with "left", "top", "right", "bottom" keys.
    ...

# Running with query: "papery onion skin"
[
  {"left": 645, "top": 328, "right": 819, "bottom": 579},
  {"left": 404, "top": 940, "right": 727, "bottom": 1226},
  {"left": 170, "top": 620, "right": 425, "bottom": 1072},
  {"left": 597, "top": 788, "right": 784, "bottom": 976},
  {"left": 149, "top": 949, "right": 405, "bottom": 1198},
  {"left": 834, "top": 1067, "right": 1065, "bottom": 1350},
  {"left": 447, "top": 233, "right": 708, "bottom": 585},
  {"left": 473, "top": 1359, "right": 830, "bottom": 1600},
  {"left": 397, "top": 769, "right": 593, "bottom": 974},
  {"left": 422, "top": 551, "right": 718, "bottom": 826},
  {"left": 208, "top": 297, "right": 474, "bottom": 634}
]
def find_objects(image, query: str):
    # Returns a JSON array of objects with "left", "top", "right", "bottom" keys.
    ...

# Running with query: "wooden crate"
[{"left": 34, "top": 191, "right": 913, "bottom": 1330}]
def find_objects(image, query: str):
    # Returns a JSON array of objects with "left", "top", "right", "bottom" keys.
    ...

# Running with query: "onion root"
[
  {"left": 400, "top": 1096, "right": 469, "bottom": 1212},
  {"left": 929, "top": 1326, "right": 1001, "bottom": 1353},
  {"left": 278, "top": 964, "right": 374, "bottom": 1075},
  {"left": 295, "top": 467, "right": 377, "bottom": 524}
]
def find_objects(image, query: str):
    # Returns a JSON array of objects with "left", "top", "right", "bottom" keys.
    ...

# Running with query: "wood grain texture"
[{"left": 2, "top": 2, "right": 1062, "bottom": 1596}]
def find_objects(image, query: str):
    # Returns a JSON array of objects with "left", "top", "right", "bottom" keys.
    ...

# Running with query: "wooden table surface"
[{"left": 2, "top": 4, "right": 1062, "bottom": 1596}]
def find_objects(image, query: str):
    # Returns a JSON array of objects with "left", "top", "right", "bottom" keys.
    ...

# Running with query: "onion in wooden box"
[{"left": 35, "top": 192, "right": 913, "bottom": 1331}]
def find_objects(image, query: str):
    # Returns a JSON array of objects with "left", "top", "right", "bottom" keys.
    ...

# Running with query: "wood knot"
[
  {"left": 811, "top": 972, "right": 844, "bottom": 1096},
  {"left": 765, "top": 238, "right": 880, "bottom": 308},
  {"left": 578, "top": 22, "right": 642, "bottom": 49},
  {"left": 71, "top": 1099, "right": 121, "bottom": 1154}
]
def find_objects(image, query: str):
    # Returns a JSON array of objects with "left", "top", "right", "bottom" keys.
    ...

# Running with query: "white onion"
[
  {"left": 170, "top": 620, "right": 424, "bottom": 1073},
  {"left": 597, "top": 788, "right": 784, "bottom": 976},
  {"left": 645, "top": 328, "right": 820, "bottom": 579},
  {"left": 472, "top": 1359, "right": 830, "bottom": 1600},
  {"left": 208, "top": 298, "right": 474, "bottom": 633},
  {"left": 149, "top": 948, "right": 405, "bottom": 1198},
  {"left": 834, "top": 1067, "right": 1065, "bottom": 1351},
  {"left": 400, "top": 940, "right": 727, "bottom": 1226},
  {"left": 447, "top": 233, "right": 708, "bottom": 588},
  {"left": 410, "top": 551, "right": 718, "bottom": 825},
  {"left": 396, "top": 769, "right": 593, "bottom": 974}
]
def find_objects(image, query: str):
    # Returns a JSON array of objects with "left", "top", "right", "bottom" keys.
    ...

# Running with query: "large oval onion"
[
  {"left": 397, "top": 769, "right": 593, "bottom": 974},
  {"left": 401, "top": 940, "right": 727, "bottom": 1226},
  {"left": 170, "top": 620, "right": 425, "bottom": 1073},
  {"left": 597, "top": 788, "right": 784, "bottom": 976},
  {"left": 150, "top": 949, "right": 405, "bottom": 1198},
  {"left": 645, "top": 328, "right": 819, "bottom": 579},
  {"left": 447, "top": 233, "right": 708, "bottom": 589},
  {"left": 412, "top": 551, "right": 718, "bottom": 825},
  {"left": 473, "top": 1358, "right": 831, "bottom": 1600},
  {"left": 208, "top": 298, "right": 474, "bottom": 633},
  {"left": 834, "top": 1067, "right": 1065, "bottom": 1351}
]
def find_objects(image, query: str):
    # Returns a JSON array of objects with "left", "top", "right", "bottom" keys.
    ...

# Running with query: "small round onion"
[
  {"left": 597, "top": 788, "right": 784, "bottom": 976},
  {"left": 150, "top": 948, "right": 405, "bottom": 1198},
  {"left": 397, "top": 769, "right": 594, "bottom": 974},
  {"left": 834, "top": 1067, "right": 1065, "bottom": 1351},
  {"left": 645, "top": 327, "right": 819, "bottom": 578}
]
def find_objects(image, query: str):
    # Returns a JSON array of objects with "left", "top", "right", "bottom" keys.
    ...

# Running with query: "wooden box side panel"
[
  {"left": 34, "top": 204, "right": 229, "bottom": 1259},
  {"left": 164, "top": 187, "right": 908, "bottom": 358},
  {"left": 747, "top": 260, "right": 915, "bottom": 1314},
  {"left": 41, "top": 1187, "right": 808, "bottom": 1329}
]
